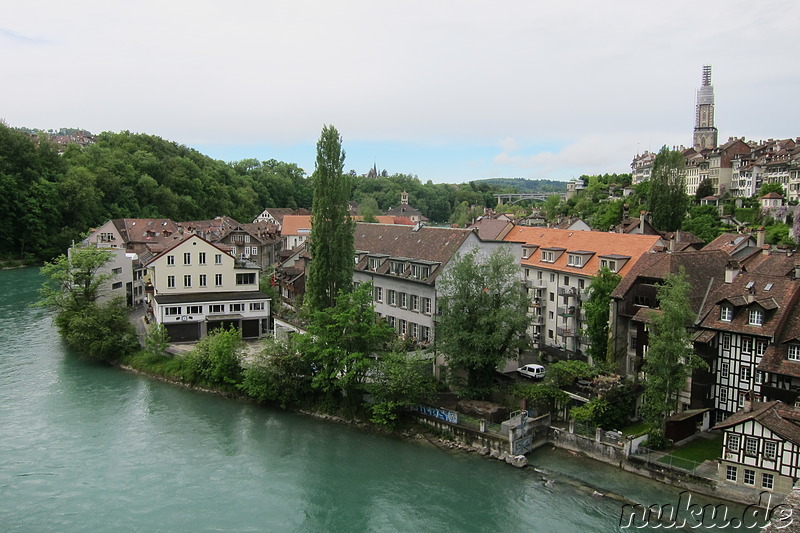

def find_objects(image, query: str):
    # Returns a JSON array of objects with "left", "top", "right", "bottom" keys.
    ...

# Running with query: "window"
[
  {"left": 423, "top": 297, "right": 432, "bottom": 315},
  {"left": 215, "top": 254, "right": 223, "bottom": 264},
  {"left": 727, "top": 434, "right": 740, "bottom": 451},
  {"left": 579, "top": 279, "right": 585, "bottom": 290},
  {"left": 764, "top": 441, "right": 777, "bottom": 460},
  {"left": 789, "top": 345, "right": 800, "bottom": 361},
  {"left": 726, "top": 465, "right": 737, "bottom": 482},
  {"left": 199, "top": 274, "right": 207, "bottom": 287},
  {"left": 757, "top": 341, "right": 767, "bottom": 356},
  {"left": 165, "top": 306, "right": 181, "bottom": 316},
  {"left": 739, "top": 392, "right": 746, "bottom": 408},
  {"left": 537, "top": 271, "right": 543, "bottom": 280},
  {"left": 388, "top": 290, "right": 397, "bottom": 306},
  {"left": 742, "top": 338, "right": 752, "bottom": 353},
  {"left": 411, "top": 295, "right": 419, "bottom": 311},
  {"left": 749, "top": 309, "right": 764, "bottom": 326},
  {"left": 112, "top": 267, "right": 123, "bottom": 275},
  {"left": 184, "top": 252, "right": 191, "bottom": 265},
  {"left": 250, "top": 247, "right": 257, "bottom": 256},
  {"left": 209, "top": 304, "right": 224, "bottom": 313},
  {"left": 369, "top": 257, "right": 382, "bottom": 271},
  {"left": 721, "top": 362, "right": 729, "bottom": 378},
  {"left": 549, "top": 292, "right": 555, "bottom": 302},
  {"left": 167, "top": 255, "right": 175, "bottom": 266},
  {"left": 199, "top": 252, "right": 206, "bottom": 265},
  {"left": 567, "top": 254, "right": 582, "bottom": 267},
  {"left": 230, "top": 303, "right": 244, "bottom": 312},
  {"left": 542, "top": 251, "right": 555, "bottom": 262},
  {"left": 374, "top": 287, "right": 383, "bottom": 303},
  {"left": 215, "top": 274, "right": 223, "bottom": 286},
  {"left": 249, "top": 302, "right": 264, "bottom": 311},
  {"left": 741, "top": 366, "right": 751, "bottom": 382},
  {"left": 399, "top": 292, "right": 408, "bottom": 309},
  {"left": 550, "top": 273, "right": 556, "bottom": 282},
  {"left": 762, "top": 473, "right": 774, "bottom": 490},
  {"left": 756, "top": 371, "right": 763, "bottom": 384},
  {"left": 411, "top": 264, "right": 430, "bottom": 279},
  {"left": 410, "top": 322, "right": 418, "bottom": 338},
  {"left": 720, "top": 387, "right": 728, "bottom": 402},
  {"left": 244, "top": 235, "right": 250, "bottom": 243},
  {"left": 390, "top": 261, "right": 405, "bottom": 275},
  {"left": 723, "top": 334, "right": 731, "bottom": 350},
  {"left": 112, "top": 281, "right": 123, "bottom": 290},
  {"left": 167, "top": 275, "right": 175, "bottom": 288},
  {"left": 631, "top": 336, "right": 638, "bottom": 350},
  {"left": 420, "top": 326, "right": 430, "bottom": 341},
  {"left": 387, "top": 316, "right": 396, "bottom": 328},
  {"left": 183, "top": 275, "right": 192, "bottom": 288},
  {"left": 743, "top": 469, "right": 755, "bottom": 486},
  {"left": 399, "top": 319, "right": 407, "bottom": 336},
  {"left": 600, "top": 259, "right": 617, "bottom": 272},
  {"left": 745, "top": 437, "right": 758, "bottom": 456},
  {"left": 720, "top": 306, "right": 732, "bottom": 321},
  {"left": 236, "top": 273, "right": 256, "bottom": 285},
  {"left": 231, "top": 246, "right": 237, "bottom": 256},
  {"left": 188, "top": 305, "right": 202, "bottom": 314}
]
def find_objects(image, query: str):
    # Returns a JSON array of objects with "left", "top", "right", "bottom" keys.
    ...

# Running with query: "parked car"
[{"left": 517, "top": 363, "right": 546, "bottom": 380}]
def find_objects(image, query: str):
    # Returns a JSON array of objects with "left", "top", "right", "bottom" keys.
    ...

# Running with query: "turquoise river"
[{"left": 0, "top": 268, "right": 762, "bottom": 531}]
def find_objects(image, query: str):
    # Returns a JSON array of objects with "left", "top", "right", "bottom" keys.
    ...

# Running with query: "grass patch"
[
  {"left": 659, "top": 433, "right": 723, "bottom": 470},
  {"left": 621, "top": 421, "right": 648, "bottom": 437}
]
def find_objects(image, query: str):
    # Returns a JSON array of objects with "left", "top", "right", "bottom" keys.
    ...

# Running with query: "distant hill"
[{"left": 474, "top": 177, "right": 568, "bottom": 194}]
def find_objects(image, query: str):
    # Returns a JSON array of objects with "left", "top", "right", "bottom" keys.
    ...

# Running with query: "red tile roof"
[{"left": 503, "top": 227, "right": 661, "bottom": 277}]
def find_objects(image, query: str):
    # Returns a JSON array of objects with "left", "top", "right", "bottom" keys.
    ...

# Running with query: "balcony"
[
  {"left": 531, "top": 315, "right": 544, "bottom": 325},
  {"left": 558, "top": 306, "right": 576, "bottom": 317},
  {"left": 558, "top": 287, "right": 578, "bottom": 298},
  {"left": 556, "top": 327, "right": 577, "bottom": 338},
  {"left": 530, "top": 297, "right": 542, "bottom": 307}
]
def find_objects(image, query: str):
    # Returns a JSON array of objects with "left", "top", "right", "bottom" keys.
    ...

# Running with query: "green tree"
[
  {"left": 695, "top": 178, "right": 714, "bottom": 201},
  {"left": 367, "top": 351, "right": 436, "bottom": 426},
  {"left": 144, "top": 323, "right": 170, "bottom": 359},
  {"left": 648, "top": 146, "right": 689, "bottom": 232},
  {"left": 296, "top": 283, "right": 394, "bottom": 398},
  {"left": 305, "top": 125, "right": 355, "bottom": 311},
  {"left": 185, "top": 326, "right": 244, "bottom": 387},
  {"left": 759, "top": 183, "right": 785, "bottom": 198},
  {"left": 436, "top": 247, "right": 529, "bottom": 398},
  {"left": 239, "top": 338, "right": 314, "bottom": 408},
  {"left": 583, "top": 267, "right": 621, "bottom": 367},
  {"left": 640, "top": 270, "right": 706, "bottom": 446},
  {"left": 544, "top": 360, "right": 596, "bottom": 388},
  {"left": 55, "top": 297, "right": 139, "bottom": 363},
  {"left": 682, "top": 204, "right": 727, "bottom": 243},
  {"left": 39, "top": 246, "right": 115, "bottom": 313}
]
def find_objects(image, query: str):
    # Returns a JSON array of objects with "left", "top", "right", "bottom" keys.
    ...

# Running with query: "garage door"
[
  {"left": 241, "top": 319, "right": 260, "bottom": 339},
  {"left": 165, "top": 322, "right": 201, "bottom": 342}
]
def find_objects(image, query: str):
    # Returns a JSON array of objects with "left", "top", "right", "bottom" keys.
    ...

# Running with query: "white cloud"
[{"left": 2, "top": 0, "right": 799, "bottom": 181}]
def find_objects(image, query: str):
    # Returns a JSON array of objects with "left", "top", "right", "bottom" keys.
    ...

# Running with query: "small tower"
[
  {"left": 693, "top": 65, "right": 718, "bottom": 150},
  {"left": 400, "top": 191, "right": 409, "bottom": 205}
]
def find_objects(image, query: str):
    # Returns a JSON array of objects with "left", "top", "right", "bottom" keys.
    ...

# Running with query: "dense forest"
[{"left": 0, "top": 125, "right": 564, "bottom": 262}]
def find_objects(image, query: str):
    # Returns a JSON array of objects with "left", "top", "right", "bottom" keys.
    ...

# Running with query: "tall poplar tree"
[
  {"left": 583, "top": 267, "right": 621, "bottom": 367},
  {"left": 640, "top": 269, "right": 705, "bottom": 446},
  {"left": 305, "top": 124, "right": 355, "bottom": 311},
  {"left": 648, "top": 146, "right": 689, "bottom": 232}
]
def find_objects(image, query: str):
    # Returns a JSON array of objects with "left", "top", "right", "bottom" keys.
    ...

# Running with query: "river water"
[{"left": 0, "top": 268, "right": 761, "bottom": 532}]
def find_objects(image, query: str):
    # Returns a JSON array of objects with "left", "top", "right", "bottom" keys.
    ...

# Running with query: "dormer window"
[
  {"left": 749, "top": 309, "right": 764, "bottom": 326},
  {"left": 567, "top": 254, "right": 583, "bottom": 267},
  {"left": 600, "top": 259, "right": 617, "bottom": 272},
  {"left": 369, "top": 257, "right": 382, "bottom": 271},
  {"left": 411, "top": 264, "right": 430, "bottom": 279},
  {"left": 542, "top": 251, "right": 555, "bottom": 263},
  {"left": 788, "top": 345, "right": 800, "bottom": 361},
  {"left": 720, "top": 306, "right": 732, "bottom": 322},
  {"left": 390, "top": 261, "right": 406, "bottom": 275}
]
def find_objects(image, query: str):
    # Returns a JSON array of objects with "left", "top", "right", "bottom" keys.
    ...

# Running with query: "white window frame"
[
  {"left": 743, "top": 469, "right": 755, "bottom": 486},
  {"left": 764, "top": 440, "right": 777, "bottom": 460},
  {"left": 727, "top": 434, "right": 740, "bottom": 451},
  {"left": 762, "top": 473, "right": 774, "bottom": 490},
  {"left": 726, "top": 465, "right": 737, "bottom": 482},
  {"left": 749, "top": 309, "right": 763, "bottom": 326},
  {"left": 789, "top": 345, "right": 800, "bottom": 361},
  {"left": 720, "top": 306, "right": 732, "bottom": 322}
]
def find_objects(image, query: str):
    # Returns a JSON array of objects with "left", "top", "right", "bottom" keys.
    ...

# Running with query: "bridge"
[{"left": 494, "top": 192, "right": 567, "bottom": 206}]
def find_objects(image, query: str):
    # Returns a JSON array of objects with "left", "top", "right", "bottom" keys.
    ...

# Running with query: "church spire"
[{"left": 693, "top": 65, "right": 718, "bottom": 149}]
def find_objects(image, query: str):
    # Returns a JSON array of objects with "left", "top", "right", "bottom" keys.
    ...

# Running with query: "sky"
[{"left": 2, "top": 1, "right": 799, "bottom": 183}]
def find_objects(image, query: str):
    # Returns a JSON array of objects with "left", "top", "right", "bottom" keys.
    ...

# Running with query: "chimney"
[
  {"left": 757, "top": 227, "right": 766, "bottom": 248},
  {"left": 743, "top": 391, "right": 753, "bottom": 413},
  {"left": 639, "top": 211, "right": 646, "bottom": 233},
  {"left": 793, "top": 263, "right": 800, "bottom": 280},
  {"left": 623, "top": 204, "right": 629, "bottom": 220},
  {"left": 724, "top": 261, "right": 741, "bottom": 284}
]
